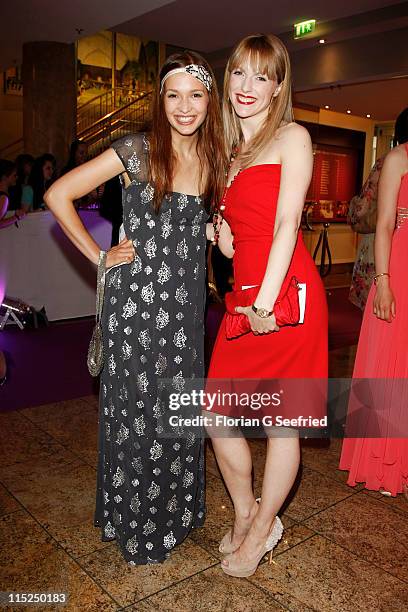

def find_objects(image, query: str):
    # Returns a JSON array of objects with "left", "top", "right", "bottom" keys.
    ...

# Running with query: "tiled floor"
[{"left": 1, "top": 345, "right": 407, "bottom": 611}]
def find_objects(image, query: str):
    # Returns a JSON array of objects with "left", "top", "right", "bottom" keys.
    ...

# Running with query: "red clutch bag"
[{"left": 224, "top": 276, "right": 301, "bottom": 339}]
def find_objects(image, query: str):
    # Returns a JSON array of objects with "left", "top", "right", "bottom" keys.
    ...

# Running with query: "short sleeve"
[{"left": 110, "top": 132, "right": 148, "bottom": 183}]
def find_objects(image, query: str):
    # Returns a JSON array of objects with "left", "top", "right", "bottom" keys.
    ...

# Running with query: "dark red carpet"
[{"left": 0, "top": 287, "right": 362, "bottom": 412}]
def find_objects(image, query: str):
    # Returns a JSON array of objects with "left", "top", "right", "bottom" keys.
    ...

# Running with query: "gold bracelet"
[{"left": 374, "top": 272, "right": 390, "bottom": 285}]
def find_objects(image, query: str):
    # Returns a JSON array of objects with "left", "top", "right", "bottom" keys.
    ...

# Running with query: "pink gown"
[{"left": 339, "top": 144, "right": 408, "bottom": 496}]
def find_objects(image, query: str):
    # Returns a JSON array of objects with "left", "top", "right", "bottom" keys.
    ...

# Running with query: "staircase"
[
  {"left": 0, "top": 88, "right": 152, "bottom": 161},
  {"left": 0, "top": 137, "right": 24, "bottom": 159},
  {"left": 77, "top": 88, "right": 153, "bottom": 157}
]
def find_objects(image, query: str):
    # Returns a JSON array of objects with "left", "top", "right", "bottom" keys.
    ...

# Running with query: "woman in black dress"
[{"left": 45, "top": 51, "right": 225, "bottom": 564}]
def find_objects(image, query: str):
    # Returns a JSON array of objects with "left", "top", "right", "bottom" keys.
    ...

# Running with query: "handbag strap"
[{"left": 95, "top": 250, "right": 107, "bottom": 323}]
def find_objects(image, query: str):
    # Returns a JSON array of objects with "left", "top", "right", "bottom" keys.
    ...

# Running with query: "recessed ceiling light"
[
  {"left": 319, "top": 39, "right": 325, "bottom": 44},
  {"left": 347, "top": 110, "right": 352, "bottom": 114},
  {"left": 366, "top": 114, "right": 371, "bottom": 118},
  {"left": 324, "top": 105, "right": 330, "bottom": 109}
]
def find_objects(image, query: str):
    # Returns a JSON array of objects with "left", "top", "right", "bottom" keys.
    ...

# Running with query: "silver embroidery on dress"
[
  {"left": 154, "top": 353, "right": 167, "bottom": 375},
  {"left": 133, "top": 414, "right": 146, "bottom": 436},
  {"left": 157, "top": 261, "right": 172, "bottom": 284},
  {"left": 141, "top": 282, "right": 155, "bottom": 304},
  {"left": 150, "top": 440, "right": 163, "bottom": 461},
  {"left": 175, "top": 284, "right": 188, "bottom": 305},
  {"left": 145, "top": 236, "right": 157, "bottom": 259},
  {"left": 163, "top": 531, "right": 176, "bottom": 549},
  {"left": 140, "top": 184, "right": 154, "bottom": 204},
  {"left": 113, "top": 466, "right": 125, "bottom": 488},
  {"left": 109, "top": 313, "right": 118, "bottom": 333},
  {"left": 122, "top": 298, "right": 137, "bottom": 319},
  {"left": 122, "top": 340, "right": 132, "bottom": 360},
  {"left": 147, "top": 481, "right": 160, "bottom": 500},
  {"left": 129, "top": 210, "right": 141, "bottom": 231},
  {"left": 127, "top": 152, "right": 141, "bottom": 174},
  {"left": 137, "top": 372, "right": 149, "bottom": 393},
  {"left": 176, "top": 238, "right": 189, "bottom": 260},
  {"left": 173, "top": 327, "right": 187, "bottom": 349},
  {"left": 138, "top": 329, "right": 151, "bottom": 350},
  {"left": 156, "top": 308, "right": 169, "bottom": 329}
]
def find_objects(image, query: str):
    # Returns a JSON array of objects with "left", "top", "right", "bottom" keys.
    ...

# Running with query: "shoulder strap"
[{"left": 95, "top": 250, "right": 107, "bottom": 323}]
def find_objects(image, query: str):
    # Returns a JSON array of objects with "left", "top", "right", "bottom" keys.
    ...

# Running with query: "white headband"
[{"left": 160, "top": 64, "right": 213, "bottom": 94}]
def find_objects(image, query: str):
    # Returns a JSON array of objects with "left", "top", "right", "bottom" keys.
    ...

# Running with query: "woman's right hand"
[
  {"left": 373, "top": 283, "right": 396, "bottom": 322},
  {"left": 106, "top": 238, "right": 136, "bottom": 269},
  {"left": 15, "top": 209, "right": 26, "bottom": 220}
]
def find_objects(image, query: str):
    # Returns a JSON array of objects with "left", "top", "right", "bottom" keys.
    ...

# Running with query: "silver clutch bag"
[{"left": 87, "top": 250, "right": 107, "bottom": 377}]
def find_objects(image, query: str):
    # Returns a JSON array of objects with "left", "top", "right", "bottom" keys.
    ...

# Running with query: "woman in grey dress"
[{"left": 45, "top": 51, "right": 225, "bottom": 564}]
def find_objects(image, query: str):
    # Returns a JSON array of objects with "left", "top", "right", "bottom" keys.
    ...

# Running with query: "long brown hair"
[
  {"left": 223, "top": 34, "right": 293, "bottom": 167},
  {"left": 149, "top": 51, "right": 226, "bottom": 212}
]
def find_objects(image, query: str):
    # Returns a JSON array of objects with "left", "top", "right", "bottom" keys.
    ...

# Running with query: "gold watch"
[{"left": 251, "top": 304, "right": 273, "bottom": 318}]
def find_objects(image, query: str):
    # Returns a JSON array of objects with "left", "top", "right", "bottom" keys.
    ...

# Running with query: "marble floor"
[{"left": 1, "top": 344, "right": 407, "bottom": 611}]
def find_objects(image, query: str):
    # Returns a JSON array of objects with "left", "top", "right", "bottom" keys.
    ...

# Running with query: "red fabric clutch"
[{"left": 224, "top": 276, "right": 301, "bottom": 339}]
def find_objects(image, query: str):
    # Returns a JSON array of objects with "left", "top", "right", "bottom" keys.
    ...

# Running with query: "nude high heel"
[
  {"left": 221, "top": 515, "right": 284, "bottom": 578},
  {"left": 219, "top": 498, "right": 260, "bottom": 555}
]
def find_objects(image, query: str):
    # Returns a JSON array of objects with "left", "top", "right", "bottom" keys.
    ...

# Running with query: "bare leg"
[
  {"left": 222, "top": 430, "right": 300, "bottom": 568},
  {"left": 206, "top": 417, "right": 258, "bottom": 550}
]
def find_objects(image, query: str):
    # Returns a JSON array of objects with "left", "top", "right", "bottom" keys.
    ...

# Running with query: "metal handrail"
[
  {"left": 77, "top": 91, "right": 152, "bottom": 140},
  {"left": 78, "top": 91, "right": 153, "bottom": 157},
  {"left": 76, "top": 87, "right": 151, "bottom": 135},
  {"left": 0, "top": 137, "right": 24, "bottom": 157},
  {"left": 77, "top": 89, "right": 113, "bottom": 112}
]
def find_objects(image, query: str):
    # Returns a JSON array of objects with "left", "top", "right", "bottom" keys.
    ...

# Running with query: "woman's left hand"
[
  {"left": 235, "top": 305, "right": 280, "bottom": 334},
  {"left": 206, "top": 222, "right": 215, "bottom": 242}
]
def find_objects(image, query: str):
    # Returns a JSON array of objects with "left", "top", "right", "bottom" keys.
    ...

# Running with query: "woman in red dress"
[
  {"left": 339, "top": 110, "right": 408, "bottom": 497},
  {"left": 206, "top": 34, "right": 328, "bottom": 577}
]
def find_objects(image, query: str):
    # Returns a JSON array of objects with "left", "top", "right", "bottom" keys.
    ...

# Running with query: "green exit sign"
[{"left": 294, "top": 19, "right": 316, "bottom": 39}]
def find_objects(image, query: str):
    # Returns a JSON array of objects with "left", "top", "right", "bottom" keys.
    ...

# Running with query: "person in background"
[
  {"left": 340, "top": 108, "right": 408, "bottom": 497},
  {"left": 0, "top": 159, "right": 25, "bottom": 228},
  {"left": 30, "top": 154, "right": 57, "bottom": 210},
  {"left": 9, "top": 154, "right": 34, "bottom": 211},
  {"left": 99, "top": 175, "right": 123, "bottom": 246},
  {"left": 61, "top": 140, "right": 88, "bottom": 175},
  {"left": 62, "top": 139, "right": 104, "bottom": 207},
  {"left": 349, "top": 107, "right": 408, "bottom": 310}
]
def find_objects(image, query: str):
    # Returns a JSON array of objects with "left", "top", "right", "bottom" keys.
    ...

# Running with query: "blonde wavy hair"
[{"left": 223, "top": 33, "right": 294, "bottom": 167}]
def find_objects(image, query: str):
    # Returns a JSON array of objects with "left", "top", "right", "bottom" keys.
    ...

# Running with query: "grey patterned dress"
[{"left": 94, "top": 133, "right": 207, "bottom": 564}]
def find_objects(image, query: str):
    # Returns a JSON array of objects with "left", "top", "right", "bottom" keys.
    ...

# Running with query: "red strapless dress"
[
  {"left": 207, "top": 165, "right": 328, "bottom": 421},
  {"left": 339, "top": 145, "right": 408, "bottom": 496}
]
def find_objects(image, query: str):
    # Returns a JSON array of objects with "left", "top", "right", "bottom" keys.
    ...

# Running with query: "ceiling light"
[
  {"left": 319, "top": 39, "right": 325, "bottom": 44},
  {"left": 366, "top": 114, "right": 371, "bottom": 118},
  {"left": 347, "top": 110, "right": 351, "bottom": 114},
  {"left": 324, "top": 105, "right": 330, "bottom": 109}
]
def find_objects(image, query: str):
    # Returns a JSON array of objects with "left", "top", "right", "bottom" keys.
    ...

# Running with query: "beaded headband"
[{"left": 160, "top": 64, "right": 213, "bottom": 94}]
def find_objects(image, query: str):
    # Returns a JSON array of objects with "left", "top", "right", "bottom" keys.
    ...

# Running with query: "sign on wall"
[{"left": 307, "top": 146, "right": 359, "bottom": 222}]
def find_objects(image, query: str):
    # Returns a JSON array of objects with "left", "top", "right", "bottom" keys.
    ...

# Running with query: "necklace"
[{"left": 212, "top": 155, "right": 239, "bottom": 246}]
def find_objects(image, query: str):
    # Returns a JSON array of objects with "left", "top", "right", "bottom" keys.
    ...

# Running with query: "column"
[{"left": 22, "top": 41, "right": 76, "bottom": 169}]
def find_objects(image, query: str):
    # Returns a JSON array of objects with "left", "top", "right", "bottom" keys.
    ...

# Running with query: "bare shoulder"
[
  {"left": 382, "top": 144, "right": 407, "bottom": 175},
  {"left": 278, "top": 122, "right": 311, "bottom": 148}
]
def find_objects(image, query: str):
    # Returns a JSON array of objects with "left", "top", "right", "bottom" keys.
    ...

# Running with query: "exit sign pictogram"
[{"left": 294, "top": 19, "right": 316, "bottom": 39}]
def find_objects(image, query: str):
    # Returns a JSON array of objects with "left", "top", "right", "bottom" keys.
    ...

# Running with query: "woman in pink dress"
[{"left": 340, "top": 108, "right": 408, "bottom": 496}]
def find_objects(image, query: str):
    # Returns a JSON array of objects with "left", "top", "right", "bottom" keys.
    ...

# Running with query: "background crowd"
[{"left": 0, "top": 140, "right": 105, "bottom": 221}]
